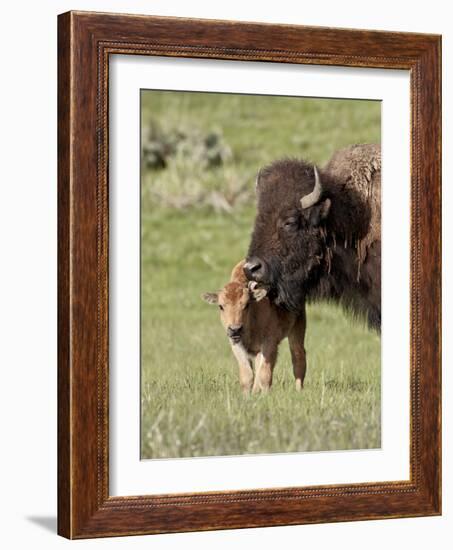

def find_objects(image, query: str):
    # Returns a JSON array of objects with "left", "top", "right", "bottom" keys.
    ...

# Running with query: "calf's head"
[
  {"left": 202, "top": 282, "right": 267, "bottom": 343},
  {"left": 244, "top": 160, "right": 331, "bottom": 312}
]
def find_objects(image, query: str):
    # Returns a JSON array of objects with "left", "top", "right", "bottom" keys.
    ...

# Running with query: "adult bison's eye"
[{"left": 283, "top": 217, "right": 298, "bottom": 231}]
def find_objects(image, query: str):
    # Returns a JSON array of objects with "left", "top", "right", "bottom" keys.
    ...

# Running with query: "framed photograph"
[{"left": 58, "top": 11, "right": 441, "bottom": 539}]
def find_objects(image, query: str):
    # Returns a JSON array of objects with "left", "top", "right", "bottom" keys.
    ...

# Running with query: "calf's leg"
[
  {"left": 231, "top": 343, "right": 254, "bottom": 394},
  {"left": 288, "top": 313, "right": 307, "bottom": 391},
  {"left": 253, "top": 347, "right": 277, "bottom": 393}
]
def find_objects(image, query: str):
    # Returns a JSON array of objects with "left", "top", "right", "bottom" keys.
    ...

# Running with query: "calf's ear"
[
  {"left": 302, "top": 198, "right": 331, "bottom": 227},
  {"left": 201, "top": 292, "right": 219, "bottom": 304}
]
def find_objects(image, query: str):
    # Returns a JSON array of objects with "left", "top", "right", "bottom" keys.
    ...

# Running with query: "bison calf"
[{"left": 202, "top": 261, "right": 306, "bottom": 394}]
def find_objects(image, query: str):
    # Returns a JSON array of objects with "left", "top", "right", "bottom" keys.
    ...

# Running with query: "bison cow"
[{"left": 244, "top": 144, "right": 381, "bottom": 332}]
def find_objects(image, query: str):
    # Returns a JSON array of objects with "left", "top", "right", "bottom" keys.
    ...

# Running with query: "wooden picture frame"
[{"left": 58, "top": 10, "right": 441, "bottom": 539}]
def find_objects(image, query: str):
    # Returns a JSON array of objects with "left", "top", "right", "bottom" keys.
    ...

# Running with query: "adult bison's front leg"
[{"left": 288, "top": 311, "right": 307, "bottom": 391}]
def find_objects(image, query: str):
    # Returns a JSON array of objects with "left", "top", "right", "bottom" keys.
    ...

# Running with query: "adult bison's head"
[{"left": 244, "top": 159, "right": 331, "bottom": 312}]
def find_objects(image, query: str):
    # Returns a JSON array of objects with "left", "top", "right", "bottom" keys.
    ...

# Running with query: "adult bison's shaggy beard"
[{"left": 245, "top": 144, "right": 381, "bottom": 331}]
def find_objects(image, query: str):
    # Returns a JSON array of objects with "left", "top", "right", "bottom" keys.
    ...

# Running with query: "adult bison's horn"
[
  {"left": 255, "top": 169, "right": 262, "bottom": 191},
  {"left": 301, "top": 166, "right": 323, "bottom": 209}
]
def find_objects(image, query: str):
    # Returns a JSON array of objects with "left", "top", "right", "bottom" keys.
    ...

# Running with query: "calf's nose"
[
  {"left": 244, "top": 257, "right": 263, "bottom": 280},
  {"left": 227, "top": 325, "right": 243, "bottom": 337}
]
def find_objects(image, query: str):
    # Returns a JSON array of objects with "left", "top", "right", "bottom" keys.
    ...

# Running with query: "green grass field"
[{"left": 140, "top": 91, "right": 381, "bottom": 459}]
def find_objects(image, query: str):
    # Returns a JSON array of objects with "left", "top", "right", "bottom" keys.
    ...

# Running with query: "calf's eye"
[{"left": 219, "top": 305, "right": 224, "bottom": 311}]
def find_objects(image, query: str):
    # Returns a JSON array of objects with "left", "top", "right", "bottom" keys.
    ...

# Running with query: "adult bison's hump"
[
  {"left": 325, "top": 143, "right": 381, "bottom": 189},
  {"left": 325, "top": 143, "right": 381, "bottom": 251}
]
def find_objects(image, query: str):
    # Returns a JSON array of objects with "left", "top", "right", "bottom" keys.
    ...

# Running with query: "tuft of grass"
[{"left": 140, "top": 91, "right": 381, "bottom": 459}]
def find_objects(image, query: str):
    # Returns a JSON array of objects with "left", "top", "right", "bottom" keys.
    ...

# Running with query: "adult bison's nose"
[{"left": 244, "top": 257, "right": 266, "bottom": 282}]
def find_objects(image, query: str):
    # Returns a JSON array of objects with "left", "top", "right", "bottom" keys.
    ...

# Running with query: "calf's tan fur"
[{"left": 202, "top": 260, "right": 307, "bottom": 394}]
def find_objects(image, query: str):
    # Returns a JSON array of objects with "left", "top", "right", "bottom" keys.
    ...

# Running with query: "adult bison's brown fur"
[{"left": 244, "top": 144, "right": 381, "bottom": 331}]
